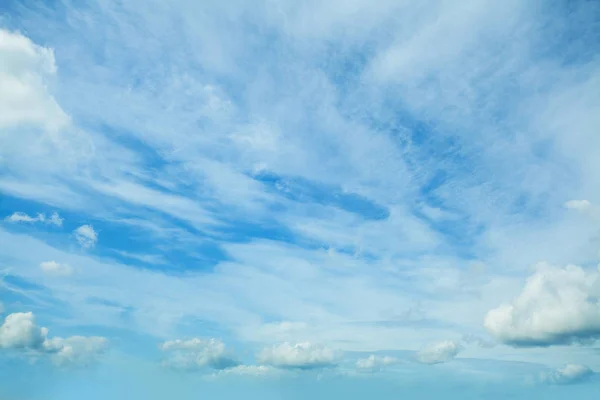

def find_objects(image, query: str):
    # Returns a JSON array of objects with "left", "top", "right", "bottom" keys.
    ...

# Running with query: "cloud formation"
[
  {"left": 0, "top": 312, "right": 107, "bottom": 366},
  {"left": 210, "top": 365, "right": 278, "bottom": 379},
  {"left": 484, "top": 264, "right": 600, "bottom": 346},
  {"left": 160, "top": 338, "right": 238, "bottom": 371},
  {"left": 5, "top": 211, "right": 63, "bottom": 226},
  {"left": 415, "top": 341, "right": 462, "bottom": 364},
  {"left": 541, "top": 364, "right": 594, "bottom": 385},
  {"left": 564, "top": 200, "right": 592, "bottom": 212},
  {"left": 74, "top": 225, "right": 98, "bottom": 249},
  {"left": 355, "top": 354, "right": 398, "bottom": 372},
  {"left": 257, "top": 342, "right": 341, "bottom": 370},
  {"left": 40, "top": 260, "right": 73, "bottom": 276},
  {"left": 0, "top": 29, "right": 68, "bottom": 131}
]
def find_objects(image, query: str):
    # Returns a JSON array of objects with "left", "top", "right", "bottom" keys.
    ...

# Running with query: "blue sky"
[{"left": 1, "top": 0, "right": 600, "bottom": 398}]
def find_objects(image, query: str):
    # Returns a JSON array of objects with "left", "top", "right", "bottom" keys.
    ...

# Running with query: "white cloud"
[
  {"left": 0, "top": 311, "right": 107, "bottom": 366},
  {"left": 43, "top": 335, "right": 108, "bottom": 366},
  {"left": 0, "top": 312, "right": 46, "bottom": 349},
  {"left": 1, "top": 1, "right": 600, "bottom": 371},
  {"left": 40, "top": 261, "right": 72, "bottom": 276},
  {"left": 4, "top": 211, "right": 63, "bottom": 226},
  {"left": 74, "top": 225, "right": 98, "bottom": 249},
  {"left": 415, "top": 341, "right": 462, "bottom": 364},
  {"left": 210, "top": 364, "right": 279, "bottom": 378},
  {"left": 47, "top": 212, "right": 64, "bottom": 226},
  {"left": 484, "top": 264, "right": 600, "bottom": 346},
  {"left": 160, "top": 338, "right": 238, "bottom": 370},
  {"left": 355, "top": 354, "right": 398, "bottom": 372},
  {"left": 564, "top": 200, "right": 592, "bottom": 211},
  {"left": 257, "top": 342, "right": 341, "bottom": 369},
  {"left": 541, "top": 364, "right": 594, "bottom": 385},
  {"left": 0, "top": 29, "right": 68, "bottom": 131}
]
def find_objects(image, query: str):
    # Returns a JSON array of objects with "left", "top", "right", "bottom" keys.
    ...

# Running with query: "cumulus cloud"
[
  {"left": 74, "top": 224, "right": 98, "bottom": 248},
  {"left": 541, "top": 364, "right": 594, "bottom": 385},
  {"left": 160, "top": 338, "right": 238, "bottom": 371},
  {"left": 257, "top": 342, "right": 341, "bottom": 370},
  {"left": 4, "top": 211, "right": 63, "bottom": 226},
  {"left": 484, "top": 264, "right": 600, "bottom": 346},
  {"left": 0, "top": 29, "right": 69, "bottom": 131},
  {"left": 0, "top": 312, "right": 46, "bottom": 349},
  {"left": 415, "top": 341, "right": 462, "bottom": 364},
  {"left": 0, "top": 312, "right": 106, "bottom": 366},
  {"left": 355, "top": 354, "right": 398, "bottom": 372},
  {"left": 40, "top": 261, "right": 72, "bottom": 276}
]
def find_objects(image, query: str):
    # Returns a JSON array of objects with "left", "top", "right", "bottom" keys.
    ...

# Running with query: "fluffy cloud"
[
  {"left": 5, "top": 211, "right": 63, "bottom": 226},
  {"left": 0, "top": 29, "right": 69, "bottom": 131},
  {"left": 160, "top": 338, "right": 238, "bottom": 370},
  {"left": 355, "top": 355, "right": 398, "bottom": 372},
  {"left": 484, "top": 264, "right": 600, "bottom": 346},
  {"left": 541, "top": 364, "right": 594, "bottom": 385},
  {"left": 0, "top": 312, "right": 46, "bottom": 349},
  {"left": 40, "top": 261, "right": 72, "bottom": 276},
  {"left": 415, "top": 341, "right": 462, "bottom": 364},
  {"left": 74, "top": 224, "right": 98, "bottom": 248},
  {"left": 257, "top": 342, "right": 341, "bottom": 369},
  {"left": 0, "top": 312, "right": 107, "bottom": 366}
]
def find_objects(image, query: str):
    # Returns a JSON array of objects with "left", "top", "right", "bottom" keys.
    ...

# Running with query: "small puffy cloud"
[
  {"left": 47, "top": 212, "right": 64, "bottom": 226},
  {"left": 40, "top": 261, "right": 72, "bottom": 276},
  {"left": 484, "top": 264, "right": 600, "bottom": 346},
  {"left": 564, "top": 200, "right": 592, "bottom": 212},
  {"left": 415, "top": 340, "right": 462, "bottom": 364},
  {"left": 74, "top": 224, "right": 98, "bottom": 248},
  {"left": 356, "top": 354, "right": 398, "bottom": 372},
  {"left": 160, "top": 338, "right": 238, "bottom": 371},
  {"left": 541, "top": 364, "right": 594, "bottom": 385},
  {"left": 257, "top": 342, "right": 341, "bottom": 370},
  {"left": 0, "top": 312, "right": 107, "bottom": 366},
  {"left": 5, "top": 211, "right": 63, "bottom": 226}
]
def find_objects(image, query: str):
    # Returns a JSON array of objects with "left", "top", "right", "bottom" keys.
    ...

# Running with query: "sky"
[{"left": 0, "top": 0, "right": 599, "bottom": 398}]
